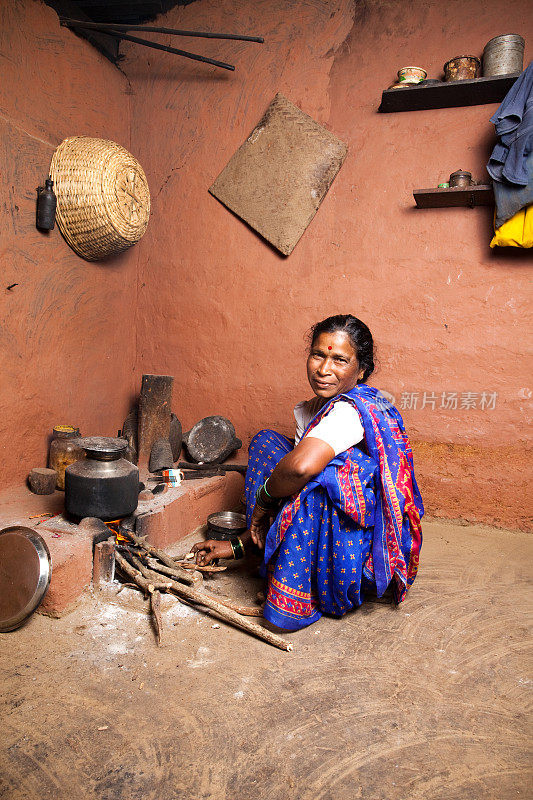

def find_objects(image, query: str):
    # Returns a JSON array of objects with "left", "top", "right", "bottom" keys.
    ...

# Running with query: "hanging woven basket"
[{"left": 49, "top": 136, "right": 150, "bottom": 261}]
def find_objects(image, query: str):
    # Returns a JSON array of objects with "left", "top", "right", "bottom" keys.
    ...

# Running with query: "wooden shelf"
[
  {"left": 379, "top": 73, "right": 519, "bottom": 113},
  {"left": 413, "top": 185, "right": 494, "bottom": 208}
]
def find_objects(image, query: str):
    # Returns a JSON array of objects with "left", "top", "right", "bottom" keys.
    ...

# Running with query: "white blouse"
[{"left": 293, "top": 397, "right": 364, "bottom": 456}]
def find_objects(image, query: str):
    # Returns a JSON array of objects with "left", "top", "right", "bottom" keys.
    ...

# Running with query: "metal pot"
[
  {"left": 65, "top": 437, "right": 139, "bottom": 521},
  {"left": 483, "top": 34, "right": 524, "bottom": 76},
  {"left": 449, "top": 170, "right": 472, "bottom": 187},
  {"left": 443, "top": 55, "right": 481, "bottom": 81},
  {"left": 207, "top": 511, "right": 247, "bottom": 540}
]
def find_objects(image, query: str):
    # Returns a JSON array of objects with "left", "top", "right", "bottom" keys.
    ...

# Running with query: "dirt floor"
[{"left": 1, "top": 518, "right": 531, "bottom": 800}]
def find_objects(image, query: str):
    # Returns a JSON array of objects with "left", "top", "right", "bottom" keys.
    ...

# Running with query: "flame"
[{"left": 104, "top": 519, "right": 129, "bottom": 543}]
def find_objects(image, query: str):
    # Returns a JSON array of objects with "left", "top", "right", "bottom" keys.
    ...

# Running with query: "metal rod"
[
  {"left": 61, "top": 18, "right": 264, "bottom": 43},
  {"left": 65, "top": 23, "right": 235, "bottom": 70}
]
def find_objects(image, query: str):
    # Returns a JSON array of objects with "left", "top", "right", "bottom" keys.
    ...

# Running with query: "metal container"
[
  {"left": 397, "top": 66, "right": 427, "bottom": 84},
  {"left": 207, "top": 511, "right": 247, "bottom": 541},
  {"left": 444, "top": 55, "right": 481, "bottom": 81},
  {"left": 449, "top": 170, "right": 472, "bottom": 187},
  {"left": 65, "top": 437, "right": 139, "bottom": 521},
  {"left": 483, "top": 34, "right": 525, "bottom": 76}
]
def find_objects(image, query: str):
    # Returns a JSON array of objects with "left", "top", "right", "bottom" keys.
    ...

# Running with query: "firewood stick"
[
  {"left": 130, "top": 554, "right": 173, "bottom": 588},
  {"left": 164, "top": 576, "right": 292, "bottom": 651},
  {"left": 114, "top": 550, "right": 170, "bottom": 594},
  {"left": 208, "top": 598, "right": 264, "bottom": 617},
  {"left": 149, "top": 557, "right": 226, "bottom": 574},
  {"left": 144, "top": 557, "right": 204, "bottom": 586},
  {"left": 121, "top": 529, "right": 195, "bottom": 585},
  {"left": 117, "top": 549, "right": 292, "bottom": 650},
  {"left": 116, "top": 582, "right": 139, "bottom": 594},
  {"left": 151, "top": 590, "right": 163, "bottom": 646}
]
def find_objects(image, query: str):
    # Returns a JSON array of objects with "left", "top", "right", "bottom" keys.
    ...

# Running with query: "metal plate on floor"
[{"left": 0, "top": 527, "right": 51, "bottom": 632}]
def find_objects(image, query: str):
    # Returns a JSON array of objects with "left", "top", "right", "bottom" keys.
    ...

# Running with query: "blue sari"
[{"left": 245, "top": 385, "right": 424, "bottom": 631}]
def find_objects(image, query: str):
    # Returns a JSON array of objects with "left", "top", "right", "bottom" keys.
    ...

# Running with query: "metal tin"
[
  {"left": 397, "top": 66, "right": 427, "bottom": 84},
  {"left": 0, "top": 527, "right": 51, "bottom": 631},
  {"left": 449, "top": 170, "right": 472, "bottom": 187},
  {"left": 207, "top": 511, "right": 247, "bottom": 540},
  {"left": 65, "top": 437, "right": 139, "bottom": 521},
  {"left": 444, "top": 55, "right": 481, "bottom": 81},
  {"left": 483, "top": 34, "right": 524, "bottom": 76}
]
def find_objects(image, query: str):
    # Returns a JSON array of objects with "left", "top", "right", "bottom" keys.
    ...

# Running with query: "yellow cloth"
[{"left": 490, "top": 203, "right": 533, "bottom": 248}]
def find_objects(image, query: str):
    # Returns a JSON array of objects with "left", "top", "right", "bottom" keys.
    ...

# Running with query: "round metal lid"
[
  {"left": 0, "top": 527, "right": 52, "bottom": 632},
  {"left": 78, "top": 436, "right": 128, "bottom": 459}
]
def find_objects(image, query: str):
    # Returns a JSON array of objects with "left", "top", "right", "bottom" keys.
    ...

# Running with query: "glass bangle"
[
  {"left": 263, "top": 479, "right": 275, "bottom": 499},
  {"left": 230, "top": 537, "right": 245, "bottom": 559}
]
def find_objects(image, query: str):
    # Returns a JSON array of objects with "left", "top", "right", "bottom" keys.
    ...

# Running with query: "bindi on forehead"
[{"left": 328, "top": 346, "right": 332, "bottom": 350}]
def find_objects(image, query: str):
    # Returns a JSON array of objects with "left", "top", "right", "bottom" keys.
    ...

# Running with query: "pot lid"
[
  {"left": 184, "top": 416, "right": 240, "bottom": 464},
  {"left": 78, "top": 436, "right": 128, "bottom": 459},
  {"left": 0, "top": 527, "right": 51, "bottom": 632}
]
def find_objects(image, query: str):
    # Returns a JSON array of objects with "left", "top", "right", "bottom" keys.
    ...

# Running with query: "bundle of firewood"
[{"left": 113, "top": 529, "right": 292, "bottom": 652}]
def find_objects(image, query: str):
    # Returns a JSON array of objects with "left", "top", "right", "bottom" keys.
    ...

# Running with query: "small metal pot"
[
  {"left": 207, "top": 511, "right": 247, "bottom": 541},
  {"left": 397, "top": 66, "right": 427, "bottom": 84},
  {"left": 449, "top": 170, "right": 472, "bottom": 188},
  {"left": 444, "top": 55, "right": 481, "bottom": 81}
]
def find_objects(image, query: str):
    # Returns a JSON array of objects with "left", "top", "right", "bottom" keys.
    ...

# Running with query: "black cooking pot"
[{"left": 65, "top": 437, "right": 139, "bottom": 521}]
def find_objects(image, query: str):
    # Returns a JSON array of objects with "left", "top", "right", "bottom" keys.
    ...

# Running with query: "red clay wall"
[
  {"left": 0, "top": 2, "right": 138, "bottom": 486},
  {"left": 127, "top": 0, "right": 532, "bottom": 530},
  {"left": 1, "top": 1, "right": 531, "bottom": 531}
]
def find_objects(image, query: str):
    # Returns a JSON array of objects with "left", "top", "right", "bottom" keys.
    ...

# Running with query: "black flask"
[{"left": 36, "top": 177, "right": 57, "bottom": 230}]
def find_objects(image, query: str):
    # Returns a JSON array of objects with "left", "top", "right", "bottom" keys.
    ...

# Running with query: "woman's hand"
[
  {"left": 191, "top": 539, "right": 233, "bottom": 566},
  {"left": 249, "top": 504, "right": 272, "bottom": 550}
]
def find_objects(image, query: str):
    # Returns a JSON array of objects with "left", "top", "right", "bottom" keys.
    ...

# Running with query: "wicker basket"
[{"left": 50, "top": 136, "right": 150, "bottom": 261}]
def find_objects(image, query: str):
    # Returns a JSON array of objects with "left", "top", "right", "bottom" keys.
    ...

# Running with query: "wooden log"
[
  {"left": 208, "top": 597, "right": 264, "bottom": 617},
  {"left": 114, "top": 550, "right": 171, "bottom": 595},
  {"left": 93, "top": 540, "right": 116, "bottom": 586},
  {"left": 151, "top": 558, "right": 226, "bottom": 575},
  {"left": 145, "top": 557, "right": 204, "bottom": 587},
  {"left": 121, "top": 529, "right": 196, "bottom": 585},
  {"left": 137, "top": 374, "right": 174, "bottom": 469},
  {"left": 28, "top": 468, "right": 57, "bottom": 495},
  {"left": 151, "top": 590, "right": 163, "bottom": 645},
  {"left": 115, "top": 550, "right": 291, "bottom": 651},
  {"left": 165, "top": 575, "right": 292, "bottom": 651}
]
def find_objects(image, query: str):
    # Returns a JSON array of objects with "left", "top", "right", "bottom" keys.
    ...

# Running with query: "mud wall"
[
  {"left": 127, "top": 0, "right": 532, "bottom": 530},
  {"left": 0, "top": 1, "right": 530, "bottom": 530},
  {"left": 0, "top": 2, "right": 138, "bottom": 486}
]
